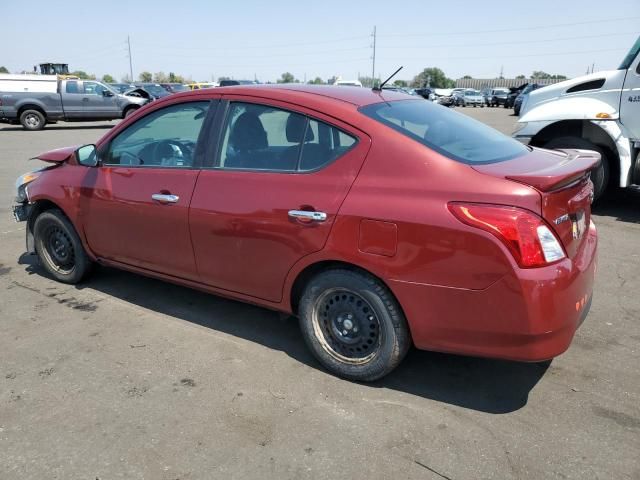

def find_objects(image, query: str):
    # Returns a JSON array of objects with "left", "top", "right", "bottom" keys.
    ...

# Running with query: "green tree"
[
  {"left": 393, "top": 79, "right": 408, "bottom": 87},
  {"left": 531, "top": 71, "right": 567, "bottom": 80},
  {"left": 462, "top": 75, "right": 472, "bottom": 79},
  {"left": 307, "top": 76, "right": 324, "bottom": 85},
  {"left": 71, "top": 70, "right": 95, "bottom": 80},
  {"left": 139, "top": 71, "right": 152, "bottom": 82},
  {"left": 515, "top": 74, "right": 526, "bottom": 79},
  {"left": 153, "top": 71, "right": 168, "bottom": 83},
  {"left": 168, "top": 72, "right": 185, "bottom": 83},
  {"left": 277, "top": 72, "right": 296, "bottom": 83},
  {"left": 102, "top": 74, "right": 115, "bottom": 83},
  {"left": 0, "top": 66, "right": 9, "bottom": 73},
  {"left": 411, "top": 67, "right": 454, "bottom": 89}
]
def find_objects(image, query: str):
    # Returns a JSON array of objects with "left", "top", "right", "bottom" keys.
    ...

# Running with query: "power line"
[
  {"left": 390, "top": 47, "right": 627, "bottom": 62},
  {"left": 130, "top": 45, "right": 370, "bottom": 60},
  {"left": 378, "top": 31, "right": 639, "bottom": 50},
  {"left": 378, "top": 16, "right": 640, "bottom": 38}
]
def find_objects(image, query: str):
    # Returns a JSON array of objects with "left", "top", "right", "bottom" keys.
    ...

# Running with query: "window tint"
[
  {"left": 104, "top": 102, "right": 210, "bottom": 168},
  {"left": 360, "top": 99, "right": 528, "bottom": 164},
  {"left": 218, "top": 102, "right": 357, "bottom": 172},
  {"left": 84, "top": 81, "right": 107, "bottom": 95},
  {"left": 65, "top": 81, "right": 79, "bottom": 94},
  {"left": 299, "top": 119, "right": 356, "bottom": 171}
]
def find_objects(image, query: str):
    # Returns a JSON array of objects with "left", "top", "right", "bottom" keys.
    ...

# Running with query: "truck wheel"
[
  {"left": 20, "top": 110, "right": 46, "bottom": 131},
  {"left": 33, "top": 209, "right": 92, "bottom": 284},
  {"left": 543, "top": 136, "right": 610, "bottom": 202},
  {"left": 298, "top": 269, "right": 411, "bottom": 382}
]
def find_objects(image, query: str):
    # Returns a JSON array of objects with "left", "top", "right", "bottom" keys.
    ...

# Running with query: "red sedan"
[{"left": 13, "top": 85, "right": 598, "bottom": 381}]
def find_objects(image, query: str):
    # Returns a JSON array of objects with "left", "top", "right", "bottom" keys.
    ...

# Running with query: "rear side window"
[
  {"left": 65, "top": 81, "right": 79, "bottom": 94},
  {"left": 217, "top": 102, "right": 357, "bottom": 172},
  {"left": 360, "top": 100, "right": 528, "bottom": 164}
]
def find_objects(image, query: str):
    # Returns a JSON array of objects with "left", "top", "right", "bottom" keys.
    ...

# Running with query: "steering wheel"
[{"left": 151, "top": 139, "right": 192, "bottom": 167}]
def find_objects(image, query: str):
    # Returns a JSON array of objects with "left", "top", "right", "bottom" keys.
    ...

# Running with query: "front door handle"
[
  {"left": 152, "top": 193, "right": 179, "bottom": 204},
  {"left": 288, "top": 210, "right": 327, "bottom": 222}
]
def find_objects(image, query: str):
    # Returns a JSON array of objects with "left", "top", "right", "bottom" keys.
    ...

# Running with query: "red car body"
[{"left": 21, "top": 85, "right": 597, "bottom": 364}]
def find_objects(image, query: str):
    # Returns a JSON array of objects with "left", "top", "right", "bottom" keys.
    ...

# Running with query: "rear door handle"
[
  {"left": 152, "top": 193, "right": 179, "bottom": 204},
  {"left": 288, "top": 210, "right": 327, "bottom": 222}
]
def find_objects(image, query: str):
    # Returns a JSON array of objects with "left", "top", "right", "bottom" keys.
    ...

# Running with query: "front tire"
[
  {"left": 543, "top": 136, "right": 611, "bottom": 202},
  {"left": 298, "top": 269, "right": 411, "bottom": 381},
  {"left": 33, "top": 209, "right": 92, "bottom": 284},
  {"left": 20, "top": 110, "right": 46, "bottom": 131}
]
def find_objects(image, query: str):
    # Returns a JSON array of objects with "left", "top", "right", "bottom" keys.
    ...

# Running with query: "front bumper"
[
  {"left": 12, "top": 203, "right": 31, "bottom": 222},
  {"left": 389, "top": 221, "right": 597, "bottom": 362}
]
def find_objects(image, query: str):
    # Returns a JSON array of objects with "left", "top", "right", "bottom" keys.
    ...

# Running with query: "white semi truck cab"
[{"left": 514, "top": 36, "right": 640, "bottom": 200}]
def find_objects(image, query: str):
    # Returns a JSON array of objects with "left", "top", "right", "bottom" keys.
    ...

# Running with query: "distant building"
[{"left": 454, "top": 78, "right": 564, "bottom": 89}]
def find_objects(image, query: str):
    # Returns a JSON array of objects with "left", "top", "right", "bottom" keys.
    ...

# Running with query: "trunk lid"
[{"left": 473, "top": 147, "right": 599, "bottom": 259}]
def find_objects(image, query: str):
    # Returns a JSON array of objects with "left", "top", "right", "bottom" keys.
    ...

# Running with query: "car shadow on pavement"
[
  {"left": 20, "top": 257, "right": 548, "bottom": 414},
  {"left": 0, "top": 124, "right": 114, "bottom": 132},
  {"left": 592, "top": 188, "right": 640, "bottom": 224}
]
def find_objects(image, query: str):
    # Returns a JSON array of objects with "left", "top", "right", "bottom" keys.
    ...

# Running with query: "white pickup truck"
[{"left": 514, "top": 36, "right": 640, "bottom": 201}]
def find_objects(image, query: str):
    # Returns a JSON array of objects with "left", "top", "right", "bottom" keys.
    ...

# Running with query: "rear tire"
[
  {"left": 298, "top": 269, "right": 411, "bottom": 382},
  {"left": 33, "top": 210, "right": 92, "bottom": 284},
  {"left": 20, "top": 110, "right": 46, "bottom": 131},
  {"left": 543, "top": 136, "right": 610, "bottom": 202}
]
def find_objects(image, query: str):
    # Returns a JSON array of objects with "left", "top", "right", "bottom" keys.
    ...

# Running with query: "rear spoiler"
[{"left": 506, "top": 149, "right": 600, "bottom": 192}]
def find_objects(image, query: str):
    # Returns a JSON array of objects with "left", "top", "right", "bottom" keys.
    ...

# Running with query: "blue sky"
[{"left": 3, "top": 0, "right": 639, "bottom": 83}]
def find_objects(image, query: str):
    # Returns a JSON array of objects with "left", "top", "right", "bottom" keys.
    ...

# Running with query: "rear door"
[
  {"left": 189, "top": 98, "right": 370, "bottom": 302},
  {"left": 81, "top": 100, "right": 214, "bottom": 280},
  {"left": 620, "top": 41, "right": 640, "bottom": 140}
]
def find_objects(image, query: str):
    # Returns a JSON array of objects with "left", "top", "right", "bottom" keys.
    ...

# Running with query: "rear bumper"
[{"left": 389, "top": 221, "right": 597, "bottom": 362}]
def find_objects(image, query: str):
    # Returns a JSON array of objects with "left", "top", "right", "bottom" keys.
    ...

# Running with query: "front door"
[
  {"left": 189, "top": 99, "right": 370, "bottom": 302},
  {"left": 620, "top": 38, "right": 640, "bottom": 140},
  {"left": 80, "top": 100, "right": 213, "bottom": 280},
  {"left": 82, "top": 81, "right": 121, "bottom": 118}
]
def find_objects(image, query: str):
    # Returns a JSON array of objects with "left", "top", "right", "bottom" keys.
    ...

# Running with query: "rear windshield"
[{"left": 359, "top": 100, "right": 529, "bottom": 164}]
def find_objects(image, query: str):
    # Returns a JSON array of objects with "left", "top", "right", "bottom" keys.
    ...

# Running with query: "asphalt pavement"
[{"left": 0, "top": 108, "right": 638, "bottom": 480}]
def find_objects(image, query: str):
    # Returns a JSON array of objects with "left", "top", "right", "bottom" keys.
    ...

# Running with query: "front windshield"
[
  {"left": 143, "top": 85, "right": 168, "bottom": 96},
  {"left": 619, "top": 36, "right": 640, "bottom": 69},
  {"left": 171, "top": 84, "right": 189, "bottom": 92},
  {"left": 360, "top": 100, "right": 528, "bottom": 164}
]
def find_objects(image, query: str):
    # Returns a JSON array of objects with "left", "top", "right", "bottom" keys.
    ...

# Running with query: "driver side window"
[{"left": 104, "top": 102, "right": 210, "bottom": 168}]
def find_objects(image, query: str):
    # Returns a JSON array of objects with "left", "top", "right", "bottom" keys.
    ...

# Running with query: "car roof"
[{"left": 182, "top": 84, "right": 411, "bottom": 107}]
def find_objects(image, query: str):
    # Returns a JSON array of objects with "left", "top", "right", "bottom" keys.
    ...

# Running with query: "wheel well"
[
  {"left": 17, "top": 104, "right": 46, "bottom": 119},
  {"left": 27, "top": 199, "right": 64, "bottom": 234},
  {"left": 290, "top": 260, "right": 397, "bottom": 316},
  {"left": 531, "top": 120, "right": 620, "bottom": 181},
  {"left": 122, "top": 105, "right": 139, "bottom": 118}
]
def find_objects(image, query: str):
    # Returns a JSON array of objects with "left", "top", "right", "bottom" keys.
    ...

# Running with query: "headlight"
[{"left": 15, "top": 170, "right": 42, "bottom": 203}]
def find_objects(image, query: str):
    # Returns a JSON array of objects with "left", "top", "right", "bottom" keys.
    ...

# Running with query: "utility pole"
[
  {"left": 127, "top": 35, "right": 134, "bottom": 82},
  {"left": 499, "top": 65, "right": 504, "bottom": 79},
  {"left": 371, "top": 26, "right": 377, "bottom": 88}
]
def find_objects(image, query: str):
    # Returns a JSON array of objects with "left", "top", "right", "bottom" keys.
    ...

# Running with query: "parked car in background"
[
  {"left": 513, "top": 83, "right": 541, "bottom": 115},
  {"left": 481, "top": 87, "right": 493, "bottom": 106},
  {"left": 13, "top": 85, "right": 597, "bottom": 381},
  {"left": 160, "top": 83, "right": 190, "bottom": 94},
  {"left": 458, "top": 89, "right": 485, "bottom": 107},
  {"left": 186, "top": 82, "right": 218, "bottom": 90},
  {"left": 133, "top": 83, "right": 172, "bottom": 100},
  {"left": 489, "top": 88, "right": 510, "bottom": 107},
  {"left": 109, "top": 83, "right": 136, "bottom": 94},
  {"left": 381, "top": 86, "right": 418, "bottom": 96},
  {"left": 415, "top": 87, "right": 435, "bottom": 100},
  {"left": 506, "top": 84, "right": 527, "bottom": 109},
  {"left": 0, "top": 76, "right": 147, "bottom": 130},
  {"left": 219, "top": 80, "right": 259, "bottom": 86}
]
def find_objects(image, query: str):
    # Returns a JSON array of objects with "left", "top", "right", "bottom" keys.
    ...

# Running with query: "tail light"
[{"left": 448, "top": 203, "right": 565, "bottom": 268}]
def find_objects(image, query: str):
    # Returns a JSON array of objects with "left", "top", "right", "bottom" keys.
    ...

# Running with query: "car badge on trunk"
[{"left": 554, "top": 213, "right": 570, "bottom": 225}]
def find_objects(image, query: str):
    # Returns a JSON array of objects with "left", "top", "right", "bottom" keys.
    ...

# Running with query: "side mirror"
[
  {"left": 76, "top": 144, "right": 98, "bottom": 167},
  {"left": 102, "top": 89, "right": 114, "bottom": 97}
]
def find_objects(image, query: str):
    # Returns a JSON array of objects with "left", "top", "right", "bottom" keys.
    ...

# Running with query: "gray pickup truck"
[{"left": 0, "top": 78, "right": 148, "bottom": 130}]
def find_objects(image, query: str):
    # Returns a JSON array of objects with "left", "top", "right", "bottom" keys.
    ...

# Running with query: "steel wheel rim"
[
  {"left": 26, "top": 114, "right": 40, "bottom": 127},
  {"left": 41, "top": 225, "right": 75, "bottom": 274},
  {"left": 312, "top": 288, "right": 382, "bottom": 365}
]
